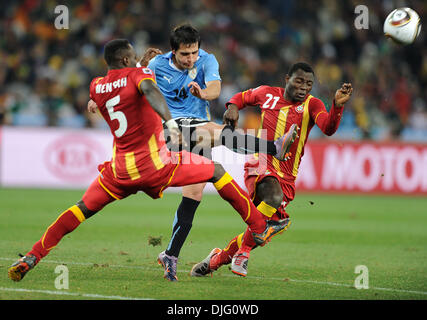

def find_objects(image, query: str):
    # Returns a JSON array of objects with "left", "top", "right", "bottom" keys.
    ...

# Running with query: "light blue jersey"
[{"left": 147, "top": 49, "right": 221, "bottom": 120}]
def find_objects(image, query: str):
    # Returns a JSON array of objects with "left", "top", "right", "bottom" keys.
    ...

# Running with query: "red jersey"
[
  {"left": 89, "top": 67, "right": 166, "bottom": 181},
  {"left": 227, "top": 85, "right": 344, "bottom": 182}
]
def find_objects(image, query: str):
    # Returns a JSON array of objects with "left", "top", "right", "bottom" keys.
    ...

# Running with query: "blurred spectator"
[{"left": 0, "top": 0, "right": 426, "bottom": 142}]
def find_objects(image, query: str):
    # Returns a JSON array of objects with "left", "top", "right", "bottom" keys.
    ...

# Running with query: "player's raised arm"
[
  {"left": 334, "top": 83, "right": 353, "bottom": 107},
  {"left": 138, "top": 48, "right": 162, "bottom": 67},
  {"left": 312, "top": 83, "right": 353, "bottom": 136},
  {"left": 188, "top": 50, "right": 221, "bottom": 100},
  {"left": 188, "top": 80, "right": 221, "bottom": 100}
]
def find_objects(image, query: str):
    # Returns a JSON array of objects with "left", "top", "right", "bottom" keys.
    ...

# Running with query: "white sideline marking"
[
  {"left": 243, "top": 276, "right": 427, "bottom": 296},
  {"left": 1, "top": 257, "right": 426, "bottom": 297},
  {"left": 0, "top": 287, "right": 151, "bottom": 300}
]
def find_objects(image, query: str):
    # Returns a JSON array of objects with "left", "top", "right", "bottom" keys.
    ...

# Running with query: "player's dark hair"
[
  {"left": 288, "top": 62, "right": 315, "bottom": 77},
  {"left": 170, "top": 24, "right": 201, "bottom": 51},
  {"left": 104, "top": 39, "right": 131, "bottom": 66}
]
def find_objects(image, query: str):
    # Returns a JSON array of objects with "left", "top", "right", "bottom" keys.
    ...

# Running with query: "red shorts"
[
  {"left": 244, "top": 167, "right": 295, "bottom": 220},
  {"left": 82, "top": 150, "right": 215, "bottom": 212}
]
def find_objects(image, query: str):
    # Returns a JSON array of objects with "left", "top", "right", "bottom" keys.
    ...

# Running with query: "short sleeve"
[
  {"left": 129, "top": 67, "right": 157, "bottom": 94},
  {"left": 226, "top": 86, "right": 266, "bottom": 109},
  {"left": 89, "top": 77, "right": 103, "bottom": 99},
  {"left": 203, "top": 54, "right": 221, "bottom": 83},
  {"left": 147, "top": 56, "right": 158, "bottom": 72}
]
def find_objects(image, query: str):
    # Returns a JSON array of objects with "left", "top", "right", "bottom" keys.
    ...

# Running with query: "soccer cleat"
[
  {"left": 252, "top": 218, "right": 291, "bottom": 246},
  {"left": 8, "top": 254, "right": 37, "bottom": 282},
  {"left": 157, "top": 251, "right": 178, "bottom": 282},
  {"left": 190, "top": 248, "right": 221, "bottom": 277},
  {"left": 231, "top": 251, "right": 249, "bottom": 277},
  {"left": 274, "top": 124, "right": 299, "bottom": 160}
]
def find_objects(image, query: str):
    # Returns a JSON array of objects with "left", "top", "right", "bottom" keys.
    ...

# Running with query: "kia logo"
[{"left": 44, "top": 135, "right": 106, "bottom": 182}]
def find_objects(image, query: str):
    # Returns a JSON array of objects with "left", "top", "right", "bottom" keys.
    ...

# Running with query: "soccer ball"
[{"left": 383, "top": 7, "right": 421, "bottom": 45}]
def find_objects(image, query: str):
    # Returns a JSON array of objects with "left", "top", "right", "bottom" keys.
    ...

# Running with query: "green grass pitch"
[{"left": 0, "top": 188, "right": 426, "bottom": 300}]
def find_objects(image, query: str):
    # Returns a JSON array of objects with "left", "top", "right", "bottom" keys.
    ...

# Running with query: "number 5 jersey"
[{"left": 89, "top": 67, "right": 167, "bottom": 181}]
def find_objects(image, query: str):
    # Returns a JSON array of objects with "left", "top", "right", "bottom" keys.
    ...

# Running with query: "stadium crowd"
[{"left": 1, "top": 0, "right": 426, "bottom": 141}]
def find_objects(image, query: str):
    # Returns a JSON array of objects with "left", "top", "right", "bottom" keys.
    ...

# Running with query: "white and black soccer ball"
[{"left": 383, "top": 7, "right": 421, "bottom": 45}]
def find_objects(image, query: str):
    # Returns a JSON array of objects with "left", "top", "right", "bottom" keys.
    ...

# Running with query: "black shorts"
[{"left": 163, "top": 117, "right": 212, "bottom": 159}]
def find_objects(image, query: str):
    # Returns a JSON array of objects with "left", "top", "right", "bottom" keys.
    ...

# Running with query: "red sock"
[
  {"left": 237, "top": 201, "right": 280, "bottom": 251},
  {"left": 213, "top": 173, "right": 265, "bottom": 233},
  {"left": 28, "top": 206, "right": 85, "bottom": 263},
  {"left": 210, "top": 233, "right": 243, "bottom": 269},
  {"left": 240, "top": 227, "right": 256, "bottom": 251}
]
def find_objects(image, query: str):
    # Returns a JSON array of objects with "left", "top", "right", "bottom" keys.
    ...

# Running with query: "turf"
[{"left": 0, "top": 188, "right": 426, "bottom": 300}]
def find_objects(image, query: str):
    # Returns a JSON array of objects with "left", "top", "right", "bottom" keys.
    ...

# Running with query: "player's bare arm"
[
  {"left": 188, "top": 80, "right": 221, "bottom": 100},
  {"left": 334, "top": 83, "right": 353, "bottom": 106},
  {"left": 223, "top": 103, "right": 239, "bottom": 129},
  {"left": 139, "top": 80, "right": 183, "bottom": 146},
  {"left": 139, "top": 80, "right": 173, "bottom": 121},
  {"left": 139, "top": 48, "right": 163, "bottom": 67}
]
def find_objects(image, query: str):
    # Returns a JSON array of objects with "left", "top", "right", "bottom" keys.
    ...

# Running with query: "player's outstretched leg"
[
  {"left": 219, "top": 123, "right": 298, "bottom": 160},
  {"left": 7, "top": 208, "right": 114, "bottom": 282},
  {"left": 190, "top": 233, "right": 243, "bottom": 277},
  {"left": 8, "top": 177, "right": 114, "bottom": 282},
  {"left": 231, "top": 218, "right": 291, "bottom": 277},
  {"left": 230, "top": 178, "right": 291, "bottom": 277},
  {"left": 191, "top": 201, "right": 292, "bottom": 278},
  {"left": 8, "top": 202, "right": 89, "bottom": 281},
  {"left": 191, "top": 219, "right": 292, "bottom": 278},
  {"left": 210, "top": 164, "right": 289, "bottom": 246}
]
